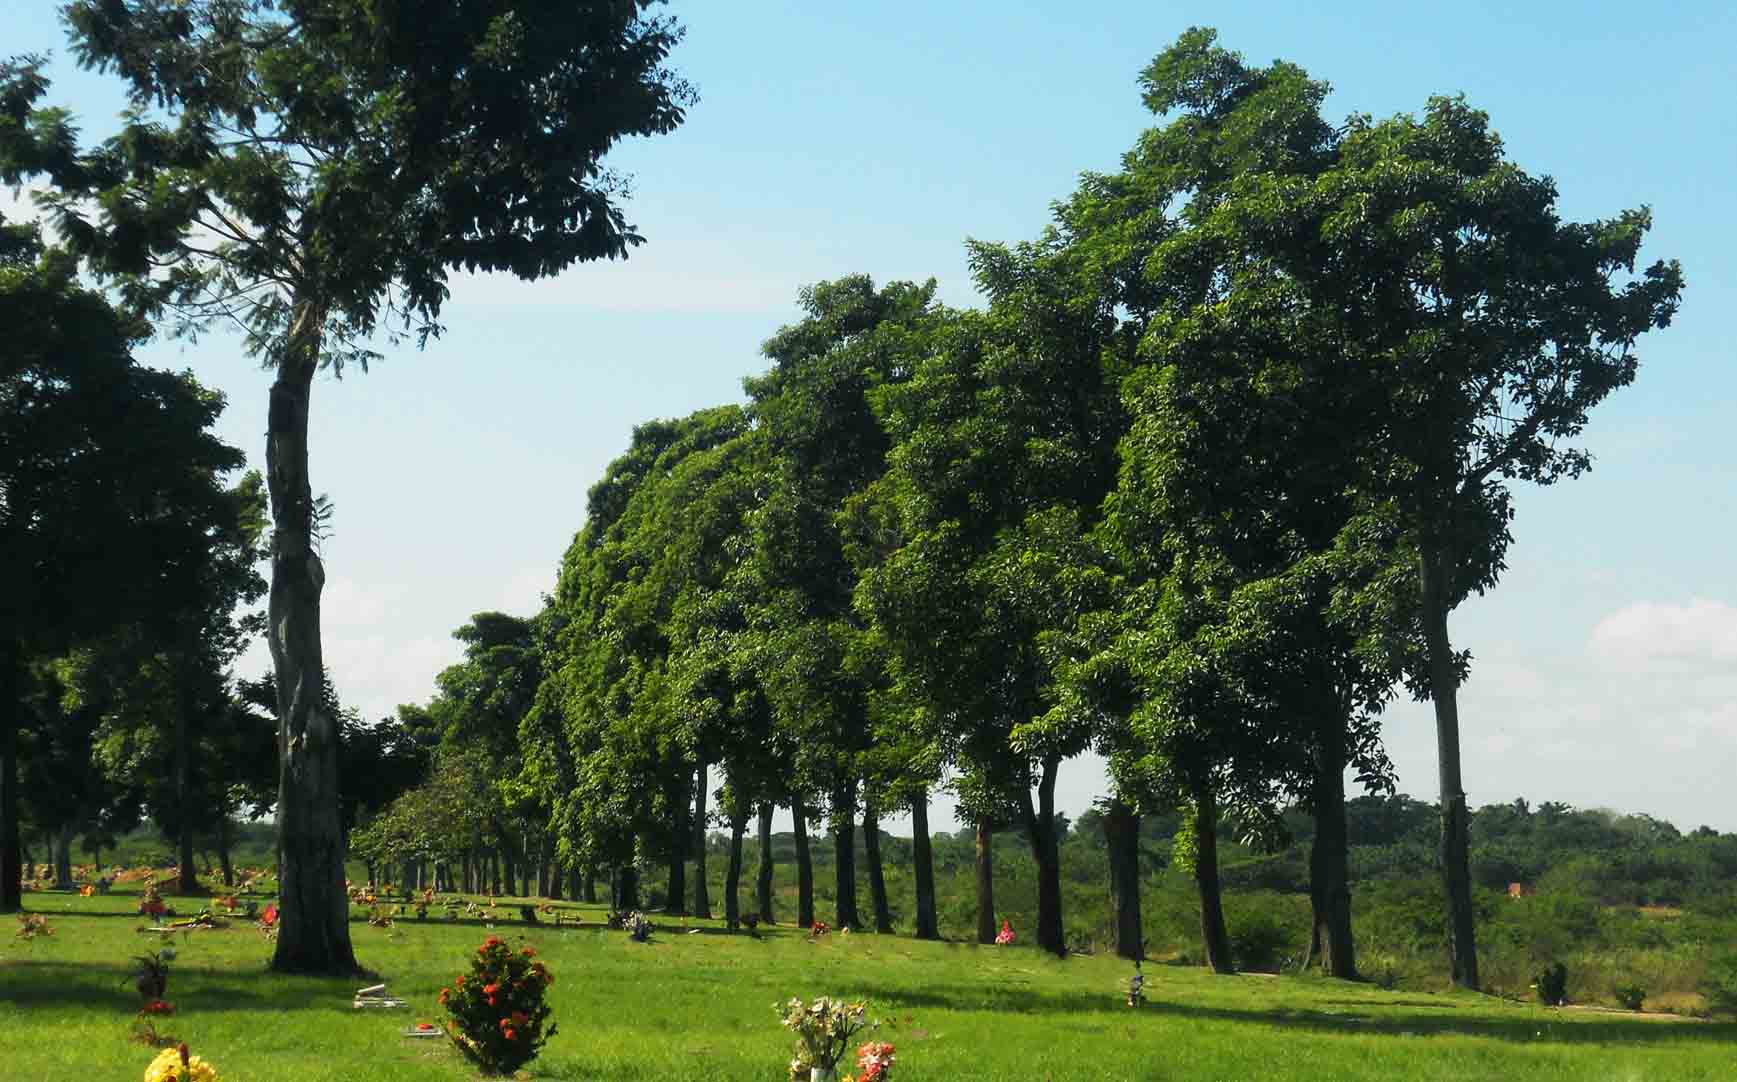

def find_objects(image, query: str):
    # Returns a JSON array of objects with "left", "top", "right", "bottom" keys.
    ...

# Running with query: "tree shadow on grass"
[
  {"left": 0, "top": 960, "right": 293, "bottom": 1013},
  {"left": 851, "top": 979, "right": 1737, "bottom": 1048}
]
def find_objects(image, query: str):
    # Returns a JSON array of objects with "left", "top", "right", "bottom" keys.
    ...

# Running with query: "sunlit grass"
[{"left": 5, "top": 887, "right": 1735, "bottom": 1081}]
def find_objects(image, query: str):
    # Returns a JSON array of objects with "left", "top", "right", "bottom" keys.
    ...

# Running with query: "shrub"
[
  {"left": 1700, "top": 951, "right": 1737, "bottom": 1016},
  {"left": 1227, "top": 907, "right": 1298, "bottom": 972},
  {"left": 438, "top": 936, "right": 556, "bottom": 1075},
  {"left": 1535, "top": 962, "right": 1568, "bottom": 1006},
  {"left": 1614, "top": 983, "right": 1646, "bottom": 1011}
]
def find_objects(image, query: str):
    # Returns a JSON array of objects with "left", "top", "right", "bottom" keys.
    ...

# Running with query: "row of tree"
[{"left": 368, "top": 31, "right": 1680, "bottom": 988}]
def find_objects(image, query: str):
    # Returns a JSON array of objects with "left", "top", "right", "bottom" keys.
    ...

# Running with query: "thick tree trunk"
[
  {"left": 0, "top": 643, "right": 17, "bottom": 913},
  {"left": 755, "top": 803, "right": 775, "bottom": 924},
  {"left": 613, "top": 863, "right": 639, "bottom": 911},
  {"left": 692, "top": 762, "right": 711, "bottom": 918},
  {"left": 833, "top": 787, "right": 859, "bottom": 930},
  {"left": 793, "top": 794, "right": 814, "bottom": 928},
  {"left": 665, "top": 773, "right": 688, "bottom": 915},
  {"left": 864, "top": 801, "right": 893, "bottom": 933},
  {"left": 910, "top": 791, "right": 939, "bottom": 940},
  {"left": 724, "top": 803, "right": 747, "bottom": 929},
  {"left": 503, "top": 847, "right": 517, "bottom": 898},
  {"left": 974, "top": 818, "right": 996, "bottom": 945},
  {"left": 1020, "top": 757, "right": 1066, "bottom": 957},
  {"left": 1308, "top": 716, "right": 1357, "bottom": 980},
  {"left": 581, "top": 867, "right": 596, "bottom": 904},
  {"left": 1420, "top": 545, "right": 1479, "bottom": 989},
  {"left": 55, "top": 822, "right": 74, "bottom": 891},
  {"left": 1192, "top": 784, "right": 1234, "bottom": 974},
  {"left": 218, "top": 822, "right": 235, "bottom": 888},
  {"left": 265, "top": 316, "right": 357, "bottom": 975},
  {"left": 1104, "top": 799, "right": 1144, "bottom": 960}
]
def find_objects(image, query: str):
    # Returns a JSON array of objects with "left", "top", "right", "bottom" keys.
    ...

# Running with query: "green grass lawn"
[{"left": 5, "top": 887, "right": 1736, "bottom": 1081}]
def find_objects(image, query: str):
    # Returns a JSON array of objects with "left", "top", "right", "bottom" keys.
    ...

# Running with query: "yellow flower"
[{"left": 143, "top": 1047, "right": 220, "bottom": 1082}]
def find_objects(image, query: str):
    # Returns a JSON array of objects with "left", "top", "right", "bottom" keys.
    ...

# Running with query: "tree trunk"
[
  {"left": 910, "top": 791, "right": 939, "bottom": 940},
  {"left": 1420, "top": 545, "right": 1479, "bottom": 989},
  {"left": 755, "top": 803, "right": 775, "bottom": 924},
  {"left": 793, "top": 794, "right": 814, "bottom": 928},
  {"left": 1192, "top": 784, "right": 1234, "bottom": 974},
  {"left": 665, "top": 773, "right": 688, "bottom": 916},
  {"left": 1309, "top": 715, "right": 1357, "bottom": 979},
  {"left": 833, "top": 793, "right": 859, "bottom": 930},
  {"left": 218, "top": 821, "right": 235, "bottom": 888},
  {"left": 724, "top": 802, "right": 747, "bottom": 929},
  {"left": 581, "top": 866, "right": 596, "bottom": 904},
  {"left": 503, "top": 847, "right": 517, "bottom": 898},
  {"left": 612, "top": 863, "right": 640, "bottom": 911},
  {"left": 175, "top": 653, "right": 198, "bottom": 895},
  {"left": 0, "top": 640, "right": 18, "bottom": 913},
  {"left": 266, "top": 314, "right": 358, "bottom": 975},
  {"left": 974, "top": 817, "right": 996, "bottom": 945},
  {"left": 54, "top": 822, "right": 74, "bottom": 891},
  {"left": 692, "top": 761, "right": 711, "bottom": 918},
  {"left": 864, "top": 801, "right": 893, "bottom": 933},
  {"left": 1104, "top": 799, "right": 1143, "bottom": 960},
  {"left": 1020, "top": 757, "right": 1066, "bottom": 957}
]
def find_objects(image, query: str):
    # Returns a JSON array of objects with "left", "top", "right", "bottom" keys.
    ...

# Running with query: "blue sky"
[{"left": 4, "top": 1, "right": 1734, "bottom": 834}]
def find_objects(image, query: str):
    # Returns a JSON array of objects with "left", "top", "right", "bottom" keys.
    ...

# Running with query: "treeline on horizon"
[{"left": 2, "top": 23, "right": 1688, "bottom": 995}]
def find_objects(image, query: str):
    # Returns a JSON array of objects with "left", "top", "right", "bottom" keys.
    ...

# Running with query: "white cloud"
[{"left": 1589, "top": 598, "right": 1737, "bottom": 668}]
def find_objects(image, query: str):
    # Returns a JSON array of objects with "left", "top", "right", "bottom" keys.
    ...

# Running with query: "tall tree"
[
  {"left": 1310, "top": 97, "right": 1681, "bottom": 988},
  {"left": 2, "top": 1, "right": 693, "bottom": 971},
  {"left": 744, "top": 275, "right": 942, "bottom": 933},
  {"left": 859, "top": 240, "right": 1123, "bottom": 955},
  {"left": 0, "top": 215, "right": 245, "bottom": 911}
]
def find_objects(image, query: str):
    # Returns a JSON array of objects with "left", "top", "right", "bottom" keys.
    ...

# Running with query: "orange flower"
[
  {"left": 483, "top": 983, "right": 499, "bottom": 996},
  {"left": 504, "top": 1028, "right": 516, "bottom": 1041}
]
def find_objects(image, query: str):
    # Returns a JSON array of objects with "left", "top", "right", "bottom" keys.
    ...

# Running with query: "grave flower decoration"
[
  {"left": 856, "top": 1040, "right": 896, "bottom": 1082},
  {"left": 142, "top": 1042, "right": 219, "bottom": 1082},
  {"left": 15, "top": 912, "right": 52, "bottom": 940},
  {"left": 995, "top": 919, "right": 1015, "bottom": 946},
  {"left": 777, "top": 996, "right": 871, "bottom": 1079},
  {"left": 439, "top": 936, "right": 556, "bottom": 1075}
]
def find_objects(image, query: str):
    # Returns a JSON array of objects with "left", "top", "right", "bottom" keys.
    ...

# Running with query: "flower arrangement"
[
  {"left": 622, "top": 911, "right": 651, "bottom": 942},
  {"left": 856, "top": 1041, "right": 896, "bottom": 1082},
  {"left": 131, "top": 947, "right": 176, "bottom": 1000},
  {"left": 809, "top": 920, "right": 830, "bottom": 939},
  {"left": 256, "top": 903, "right": 278, "bottom": 940},
  {"left": 143, "top": 1042, "right": 218, "bottom": 1082},
  {"left": 437, "top": 936, "right": 556, "bottom": 1075},
  {"left": 1126, "top": 961, "right": 1145, "bottom": 1007},
  {"left": 778, "top": 997, "right": 871, "bottom": 1081},
  {"left": 995, "top": 919, "right": 1015, "bottom": 946},
  {"left": 15, "top": 912, "right": 52, "bottom": 940},
  {"left": 139, "top": 885, "right": 167, "bottom": 920}
]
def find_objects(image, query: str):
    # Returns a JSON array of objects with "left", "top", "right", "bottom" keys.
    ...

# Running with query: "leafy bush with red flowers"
[{"left": 438, "top": 936, "right": 556, "bottom": 1075}]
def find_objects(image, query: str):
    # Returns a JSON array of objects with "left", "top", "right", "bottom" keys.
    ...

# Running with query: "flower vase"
[{"left": 810, "top": 1069, "right": 838, "bottom": 1082}]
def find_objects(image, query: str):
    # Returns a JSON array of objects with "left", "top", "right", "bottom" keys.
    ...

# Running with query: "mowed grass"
[{"left": 4, "top": 889, "right": 1736, "bottom": 1081}]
